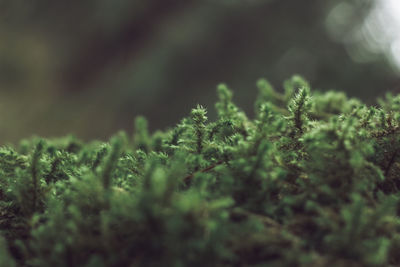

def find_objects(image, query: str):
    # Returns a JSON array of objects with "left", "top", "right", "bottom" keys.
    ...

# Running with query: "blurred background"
[{"left": 1, "top": 0, "right": 400, "bottom": 143}]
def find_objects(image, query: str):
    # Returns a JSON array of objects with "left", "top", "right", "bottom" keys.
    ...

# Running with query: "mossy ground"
[{"left": 1, "top": 75, "right": 400, "bottom": 266}]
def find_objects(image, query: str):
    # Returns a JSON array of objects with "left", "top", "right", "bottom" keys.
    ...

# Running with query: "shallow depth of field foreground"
[{"left": 2, "top": 76, "right": 400, "bottom": 266}]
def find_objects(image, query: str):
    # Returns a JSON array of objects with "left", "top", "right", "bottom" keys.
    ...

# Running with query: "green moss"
[{"left": 2, "top": 75, "right": 400, "bottom": 266}]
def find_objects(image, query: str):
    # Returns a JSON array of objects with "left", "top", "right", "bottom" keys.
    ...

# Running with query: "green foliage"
[
  {"left": 3, "top": 75, "right": 400, "bottom": 266},
  {"left": 0, "top": 236, "right": 16, "bottom": 267}
]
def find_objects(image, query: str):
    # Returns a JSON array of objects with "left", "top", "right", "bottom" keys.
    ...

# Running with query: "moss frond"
[{"left": 2, "top": 76, "right": 400, "bottom": 266}]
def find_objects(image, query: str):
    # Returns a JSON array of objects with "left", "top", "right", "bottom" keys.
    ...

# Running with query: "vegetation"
[{"left": 2, "top": 75, "right": 400, "bottom": 266}]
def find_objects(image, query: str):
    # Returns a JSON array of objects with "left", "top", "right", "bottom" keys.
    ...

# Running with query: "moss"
[{"left": 1, "top": 75, "right": 400, "bottom": 266}]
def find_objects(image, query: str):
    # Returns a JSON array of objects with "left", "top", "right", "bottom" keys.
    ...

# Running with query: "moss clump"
[{"left": 2, "top": 75, "right": 400, "bottom": 266}]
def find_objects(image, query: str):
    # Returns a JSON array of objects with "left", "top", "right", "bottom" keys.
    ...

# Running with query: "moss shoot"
[{"left": 2, "top": 76, "right": 400, "bottom": 266}]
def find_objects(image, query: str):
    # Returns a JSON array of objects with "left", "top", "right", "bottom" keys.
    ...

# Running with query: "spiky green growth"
[
  {"left": 2, "top": 76, "right": 400, "bottom": 266},
  {"left": 288, "top": 86, "right": 311, "bottom": 135},
  {"left": 132, "top": 116, "right": 150, "bottom": 152},
  {"left": 191, "top": 105, "right": 208, "bottom": 154}
]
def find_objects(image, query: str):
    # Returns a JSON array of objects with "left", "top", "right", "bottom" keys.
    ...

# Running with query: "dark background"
[{"left": 1, "top": 0, "right": 399, "bottom": 143}]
